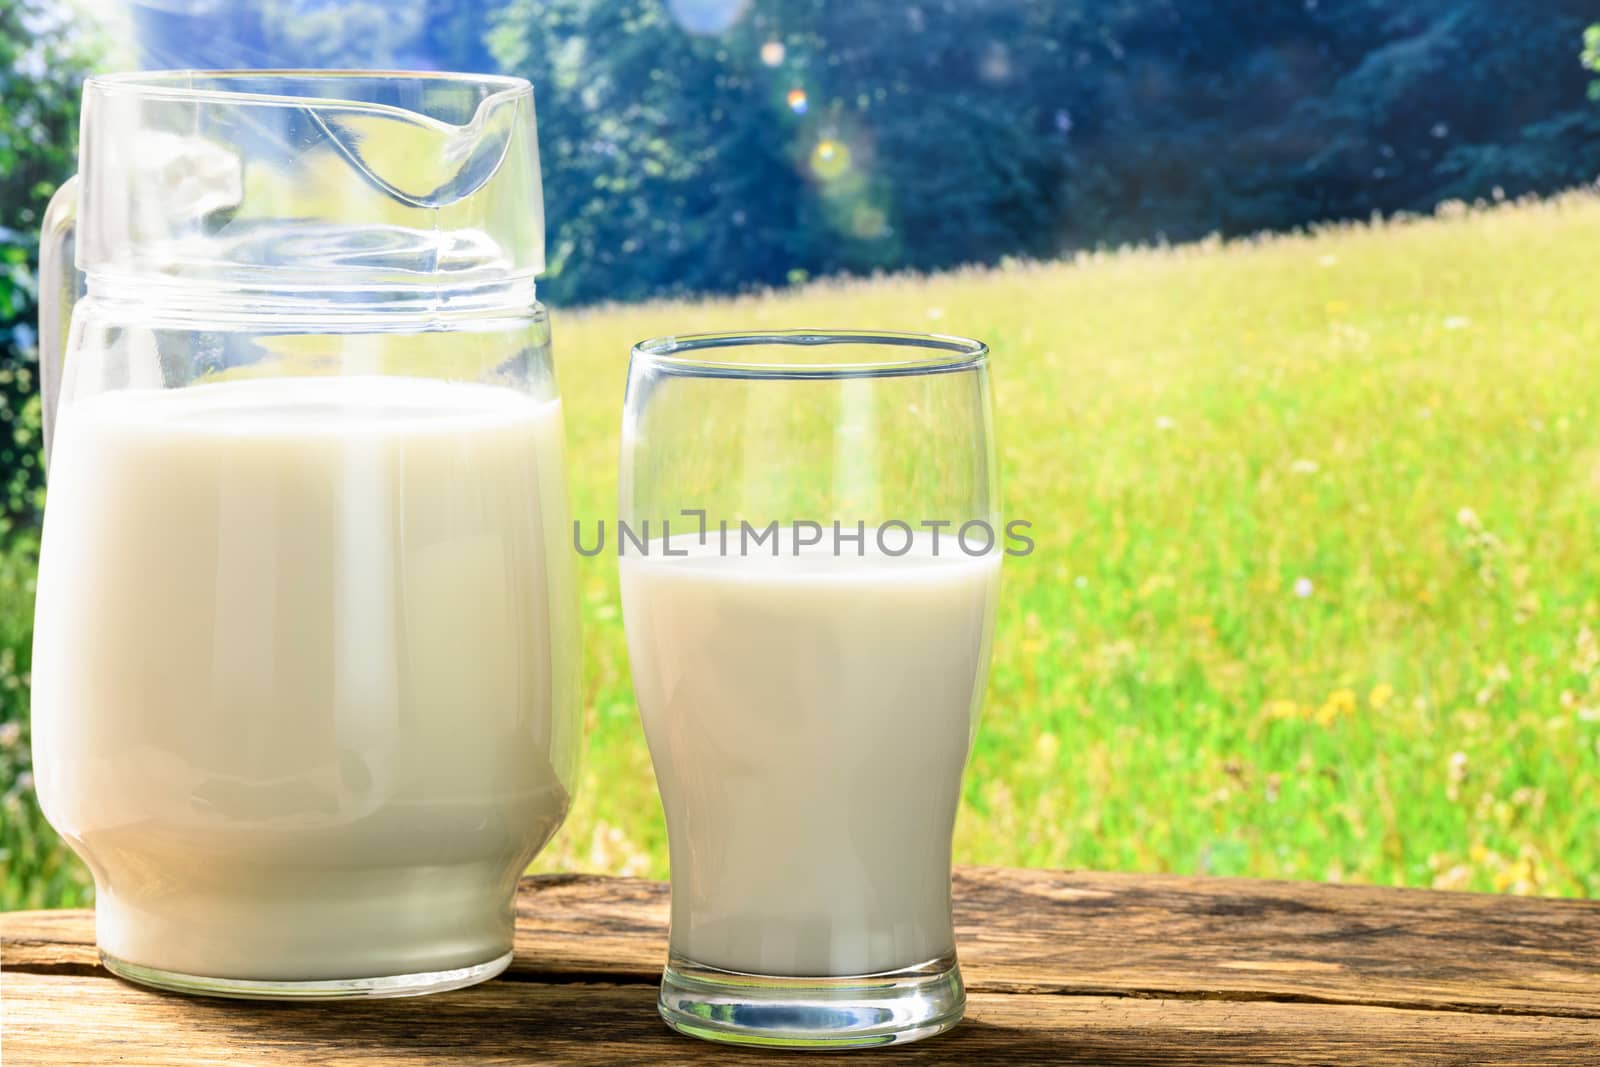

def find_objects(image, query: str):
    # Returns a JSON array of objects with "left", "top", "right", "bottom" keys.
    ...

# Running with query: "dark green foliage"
[
  {"left": 490, "top": 0, "right": 1092, "bottom": 303},
  {"left": 1582, "top": 24, "right": 1600, "bottom": 98},
  {"left": 489, "top": 0, "right": 1600, "bottom": 305},
  {"left": 0, "top": 526, "right": 89, "bottom": 908},
  {"left": 0, "top": 0, "right": 90, "bottom": 528},
  {"left": 94, "top": 0, "right": 1600, "bottom": 306},
  {"left": 0, "top": 0, "right": 94, "bottom": 909},
  {"left": 491, "top": 0, "right": 811, "bottom": 303}
]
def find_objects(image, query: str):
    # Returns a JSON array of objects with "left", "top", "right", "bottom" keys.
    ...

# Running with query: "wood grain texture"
[
  {"left": 4, "top": 971, "right": 1598, "bottom": 1067},
  {"left": 4, "top": 866, "right": 1599, "bottom": 1065},
  {"left": 10, "top": 867, "right": 1596, "bottom": 1016}
]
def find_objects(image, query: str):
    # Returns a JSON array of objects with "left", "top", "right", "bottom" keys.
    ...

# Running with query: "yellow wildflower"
[
  {"left": 1316, "top": 688, "right": 1358, "bottom": 726},
  {"left": 1263, "top": 699, "right": 1301, "bottom": 721}
]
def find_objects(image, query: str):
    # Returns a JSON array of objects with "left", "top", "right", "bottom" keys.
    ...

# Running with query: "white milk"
[
  {"left": 32, "top": 376, "right": 579, "bottom": 981},
  {"left": 621, "top": 536, "right": 999, "bottom": 977}
]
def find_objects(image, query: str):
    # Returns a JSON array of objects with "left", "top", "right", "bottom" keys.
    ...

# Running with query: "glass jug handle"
[{"left": 39, "top": 175, "right": 81, "bottom": 473}]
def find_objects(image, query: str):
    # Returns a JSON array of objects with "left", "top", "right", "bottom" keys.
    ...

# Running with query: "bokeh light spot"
[
  {"left": 850, "top": 204, "right": 888, "bottom": 238},
  {"left": 666, "top": 0, "right": 749, "bottom": 36},
  {"left": 809, "top": 138, "right": 852, "bottom": 181},
  {"left": 979, "top": 42, "right": 1012, "bottom": 82},
  {"left": 761, "top": 40, "right": 786, "bottom": 66},
  {"left": 787, "top": 88, "right": 808, "bottom": 115}
]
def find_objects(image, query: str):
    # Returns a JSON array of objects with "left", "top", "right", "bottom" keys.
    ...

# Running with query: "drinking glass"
[{"left": 618, "top": 331, "right": 1001, "bottom": 1048}]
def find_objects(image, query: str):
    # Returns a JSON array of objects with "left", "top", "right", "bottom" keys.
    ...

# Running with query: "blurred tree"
[
  {"left": 792, "top": 0, "right": 1072, "bottom": 273},
  {"left": 1582, "top": 24, "right": 1600, "bottom": 99},
  {"left": 1290, "top": 2, "right": 1600, "bottom": 219},
  {"left": 493, "top": 0, "right": 1089, "bottom": 303},
  {"left": 1046, "top": 0, "right": 1600, "bottom": 247},
  {"left": 31, "top": 0, "right": 1600, "bottom": 309},
  {"left": 494, "top": 0, "right": 1600, "bottom": 306},
  {"left": 493, "top": 0, "right": 814, "bottom": 304},
  {"left": 0, "top": 0, "right": 94, "bottom": 527}
]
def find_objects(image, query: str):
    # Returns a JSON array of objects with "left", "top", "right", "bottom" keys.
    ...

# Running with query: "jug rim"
[{"left": 83, "top": 70, "right": 532, "bottom": 133}]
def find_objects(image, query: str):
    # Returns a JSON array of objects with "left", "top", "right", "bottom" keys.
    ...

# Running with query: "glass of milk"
[
  {"left": 619, "top": 331, "right": 1001, "bottom": 1048},
  {"left": 30, "top": 73, "right": 581, "bottom": 999}
]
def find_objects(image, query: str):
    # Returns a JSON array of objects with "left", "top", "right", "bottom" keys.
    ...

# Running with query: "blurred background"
[{"left": 3, "top": 0, "right": 1598, "bottom": 908}]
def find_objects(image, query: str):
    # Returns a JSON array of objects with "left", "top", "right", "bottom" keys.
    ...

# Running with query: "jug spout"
[{"left": 312, "top": 82, "right": 525, "bottom": 210}]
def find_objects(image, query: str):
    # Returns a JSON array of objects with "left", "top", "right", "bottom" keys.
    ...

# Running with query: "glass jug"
[{"left": 30, "top": 72, "right": 580, "bottom": 1000}]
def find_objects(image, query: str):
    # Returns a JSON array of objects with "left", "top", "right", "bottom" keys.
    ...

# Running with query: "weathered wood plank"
[
  {"left": 3, "top": 971, "right": 1596, "bottom": 1066},
  {"left": 0, "top": 908, "right": 92, "bottom": 969},
  {"left": 11, "top": 867, "right": 1594, "bottom": 1017},
  {"left": 940, "top": 867, "right": 1600, "bottom": 1017}
]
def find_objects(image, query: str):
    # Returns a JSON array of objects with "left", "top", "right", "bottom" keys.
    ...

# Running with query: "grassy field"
[{"left": 4, "top": 193, "right": 1599, "bottom": 907}]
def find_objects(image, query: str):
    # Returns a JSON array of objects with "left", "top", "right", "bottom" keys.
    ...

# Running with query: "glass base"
[
  {"left": 658, "top": 951, "right": 965, "bottom": 1049},
  {"left": 99, "top": 948, "right": 513, "bottom": 1001}
]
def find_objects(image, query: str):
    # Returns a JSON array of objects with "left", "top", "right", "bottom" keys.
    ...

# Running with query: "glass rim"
[
  {"left": 83, "top": 70, "right": 531, "bottom": 122},
  {"left": 630, "top": 330, "right": 989, "bottom": 381}
]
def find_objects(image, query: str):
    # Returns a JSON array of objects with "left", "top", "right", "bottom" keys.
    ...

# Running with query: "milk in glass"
[{"left": 621, "top": 536, "right": 999, "bottom": 977}]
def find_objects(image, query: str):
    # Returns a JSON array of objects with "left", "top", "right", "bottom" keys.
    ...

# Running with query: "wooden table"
[{"left": 3, "top": 867, "right": 1597, "bottom": 1065}]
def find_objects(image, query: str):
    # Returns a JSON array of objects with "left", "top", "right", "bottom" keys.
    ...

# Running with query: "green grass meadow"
[{"left": 5, "top": 194, "right": 1599, "bottom": 907}]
